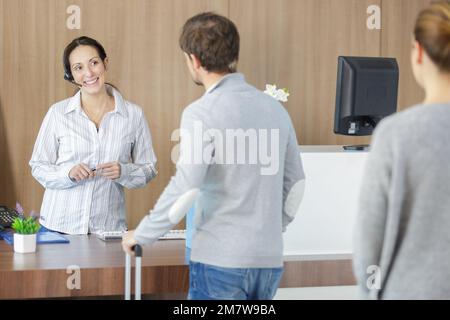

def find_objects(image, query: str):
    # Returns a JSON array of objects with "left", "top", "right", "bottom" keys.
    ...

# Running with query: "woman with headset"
[{"left": 30, "top": 36, "right": 157, "bottom": 235}]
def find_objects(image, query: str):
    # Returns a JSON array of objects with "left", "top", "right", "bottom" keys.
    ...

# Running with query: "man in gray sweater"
[{"left": 122, "top": 12, "right": 305, "bottom": 300}]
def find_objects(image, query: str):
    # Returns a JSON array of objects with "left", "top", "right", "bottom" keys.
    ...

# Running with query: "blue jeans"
[{"left": 188, "top": 261, "right": 283, "bottom": 300}]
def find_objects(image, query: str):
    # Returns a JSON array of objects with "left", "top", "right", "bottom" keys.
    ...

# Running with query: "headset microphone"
[
  {"left": 64, "top": 71, "right": 82, "bottom": 88},
  {"left": 63, "top": 59, "right": 106, "bottom": 88}
]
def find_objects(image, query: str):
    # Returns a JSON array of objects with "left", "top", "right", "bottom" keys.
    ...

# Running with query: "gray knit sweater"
[
  {"left": 353, "top": 102, "right": 450, "bottom": 299},
  {"left": 134, "top": 73, "right": 305, "bottom": 268}
]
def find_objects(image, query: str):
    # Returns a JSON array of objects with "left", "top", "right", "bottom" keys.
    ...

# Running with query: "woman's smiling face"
[{"left": 69, "top": 45, "right": 108, "bottom": 95}]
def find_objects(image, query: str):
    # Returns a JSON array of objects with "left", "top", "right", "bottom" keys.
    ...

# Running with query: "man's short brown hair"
[{"left": 179, "top": 12, "right": 240, "bottom": 73}]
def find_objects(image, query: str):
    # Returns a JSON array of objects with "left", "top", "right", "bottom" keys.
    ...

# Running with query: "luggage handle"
[{"left": 125, "top": 244, "right": 142, "bottom": 300}]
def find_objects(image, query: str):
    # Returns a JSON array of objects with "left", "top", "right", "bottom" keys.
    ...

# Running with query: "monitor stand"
[{"left": 343, "top": 144, "right": 369, "bottom": 151}]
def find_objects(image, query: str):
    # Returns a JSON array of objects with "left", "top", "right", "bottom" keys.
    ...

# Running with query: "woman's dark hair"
[
  {"left": 414, "top": 1, "right": 450, "bottom": 72},
  {"left": 63, "top": 36, "right": 118, "bottom": 91},
  {"left": 179, "top": 12, "right": 239, "bottom": 73}
]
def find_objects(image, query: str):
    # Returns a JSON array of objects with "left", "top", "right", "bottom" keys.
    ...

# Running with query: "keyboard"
[
  {"left": 95, "top": 229, "right": 187, "bottom": 241},
  {"left": 96, "top": 231, "right": 125, "bottom": 241},
  {"left": 159, "top": 229, "right": 186, "bottom": 240},
  {"left": 0, "top": 206, "right": 20, "bottom": 228}
]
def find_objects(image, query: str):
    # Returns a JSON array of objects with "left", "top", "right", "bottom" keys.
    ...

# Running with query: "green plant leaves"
[{"left": 11, "top": 217, "right": 40, "bottom": 234}]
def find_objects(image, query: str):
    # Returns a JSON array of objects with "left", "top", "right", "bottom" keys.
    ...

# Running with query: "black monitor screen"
[{"left": 334, "top": 56, "right": 399, "bottom": 136}]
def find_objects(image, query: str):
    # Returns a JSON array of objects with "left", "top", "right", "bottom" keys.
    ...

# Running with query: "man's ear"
[
  {"left": 415, "top": 41, "right": 424, "bottom": 64},
  {"left": 190, "top": 54, "right": 202, "bottom": 70}
]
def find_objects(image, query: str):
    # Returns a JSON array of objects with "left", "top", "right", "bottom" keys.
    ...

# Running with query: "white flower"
[
  {"left": 264, "top": 84, "right": 290, "bottom": 102},
  {"left": 264, "top": 84, "right": 277, "bottom": 97}
]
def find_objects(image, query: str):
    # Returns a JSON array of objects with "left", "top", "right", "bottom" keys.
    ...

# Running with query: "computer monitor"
[{"left": 334, "top": 56, "right": 399, "bottom": 149}]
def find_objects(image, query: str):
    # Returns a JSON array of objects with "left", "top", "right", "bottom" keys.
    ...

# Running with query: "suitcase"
[{"left": 125, "top": 244, "right": 142, "bottom": 300}]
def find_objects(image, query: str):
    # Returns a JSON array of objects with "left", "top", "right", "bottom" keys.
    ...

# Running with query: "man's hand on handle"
[{"left": 122, "top": 230, "right": 138, "bottom": 256}]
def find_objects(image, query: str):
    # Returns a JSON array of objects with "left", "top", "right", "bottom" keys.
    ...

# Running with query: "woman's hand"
[
  {"left": 69, "top": 163, "right": 95, "bottom": 182},
  {"left": 96, "top": 161, "right": 121, "bottom": 180}
]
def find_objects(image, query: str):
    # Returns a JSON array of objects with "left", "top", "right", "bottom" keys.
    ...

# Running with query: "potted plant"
[{"left": 11, "top": 216, "right": 40, "bottom": 253}]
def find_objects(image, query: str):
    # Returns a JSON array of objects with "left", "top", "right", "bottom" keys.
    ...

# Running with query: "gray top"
[
  {"left": 135, "top": 73, "right": 305, "bottom": 268},
  {"left": 353, "top": 102, "right": 450, "bottom": 299}
]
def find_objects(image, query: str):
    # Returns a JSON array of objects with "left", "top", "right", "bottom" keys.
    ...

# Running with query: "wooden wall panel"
[
  {"left": 0, "top": 0, "right": 59, "bottom": 217},
  {"left": 381, "top": 0, "right": 432, "bottom": 111},
  {"left": 230, "top": 0, "right": 381, "bottom": 145},
  {"left": 0, "top": 0, "right": 18, "bottom": 207}
]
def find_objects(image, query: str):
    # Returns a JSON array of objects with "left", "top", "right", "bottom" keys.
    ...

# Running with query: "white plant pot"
[{"left": 14, "top": 233, "right": 37, "bottom": 253}]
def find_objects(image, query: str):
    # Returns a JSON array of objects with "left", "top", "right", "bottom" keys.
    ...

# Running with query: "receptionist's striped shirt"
[{"left": 29, "top": 85, "right": 157, "bottom": 234}]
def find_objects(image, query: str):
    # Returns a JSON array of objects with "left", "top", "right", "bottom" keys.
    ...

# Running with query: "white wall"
[{"left": 283, "top": 146, "right": 368, "bottom": 256}]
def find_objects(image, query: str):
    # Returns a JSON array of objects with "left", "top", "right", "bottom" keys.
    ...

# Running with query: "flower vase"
[{"left": 13, "top": 233, "right": 37, "bottom": 253}]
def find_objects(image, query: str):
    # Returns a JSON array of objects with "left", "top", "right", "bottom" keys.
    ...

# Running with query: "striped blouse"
[{"left": 29, "top": 86, "right": 157, "bottom": 234}]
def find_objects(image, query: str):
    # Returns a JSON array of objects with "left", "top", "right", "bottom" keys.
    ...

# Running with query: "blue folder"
[{"left": 0, "top": 230, "right": 69, "bottom": 245}]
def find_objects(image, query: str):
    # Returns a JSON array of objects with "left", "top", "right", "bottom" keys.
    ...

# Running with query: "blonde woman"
[{"left": 353, "top": 1, "right": 450, "bottom": 299}]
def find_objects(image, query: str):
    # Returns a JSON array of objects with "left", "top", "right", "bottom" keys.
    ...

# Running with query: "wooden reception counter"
[{"left": 0, "top": 235, "right": 354, "bottom": 299}]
